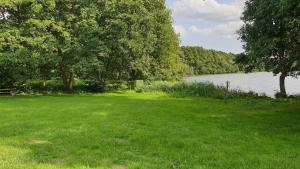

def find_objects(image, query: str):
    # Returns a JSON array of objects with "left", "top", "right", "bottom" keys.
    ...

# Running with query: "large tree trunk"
[
  {"left": 60, "top": 64, "right": 74, "bottom": 92},
  {"left": 63, "top": 74, "right": 73, "bottom": 91},
  {"left": 279, "top": 73, "right": 287, "bottom": 95},
  {"left": 62, "top": 72, "right": 73, "bottom": 91}
]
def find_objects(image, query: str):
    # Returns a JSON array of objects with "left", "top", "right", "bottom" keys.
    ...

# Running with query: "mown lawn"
[{"left": 0, "top": 92, "right": 299, "bottom": 169}]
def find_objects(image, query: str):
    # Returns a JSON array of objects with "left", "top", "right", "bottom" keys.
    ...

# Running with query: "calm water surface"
[{"left": 185, "top": 72, "right": 300, "bottom": 97}]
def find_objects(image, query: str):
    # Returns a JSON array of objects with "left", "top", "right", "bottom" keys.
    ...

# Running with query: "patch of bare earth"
[
  {"left": 115, "top": 165, "right": 127, "bottom": 169},
  {"left": 115, "top": 137, "right": 126, "bottom": 144},
  {"left": 28, "top": 139, "right": 52, "bottom": 145}
]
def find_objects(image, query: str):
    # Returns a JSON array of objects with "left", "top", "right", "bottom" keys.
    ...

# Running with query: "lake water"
[{"left": 185, "top": 72, "right": 300, "bottom": 97}]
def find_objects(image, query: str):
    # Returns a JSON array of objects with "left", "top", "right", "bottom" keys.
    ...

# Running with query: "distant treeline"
[{"left": 180, "top": 46, "right": 240, "bottom": 75}]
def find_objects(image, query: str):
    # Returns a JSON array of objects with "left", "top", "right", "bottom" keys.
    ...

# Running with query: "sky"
[{"left": 166, "top": 0, "right": 246, "bottom": 53}]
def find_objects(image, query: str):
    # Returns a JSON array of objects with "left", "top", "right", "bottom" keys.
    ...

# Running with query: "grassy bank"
[
  {"left": 0, "top": 92, "right": 299, "bottom": 169},
  {"left": 136, "top": 81, "right": 265, "bottom": 99}
]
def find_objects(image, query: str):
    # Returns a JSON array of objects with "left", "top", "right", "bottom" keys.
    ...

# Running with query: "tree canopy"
[
  {"left": 238, "top": 0, "right": 300, "bottom": 95},
  {"left": 180, "top": 46, "right": 240, "bottom": 75},
  {"left": 0, "top": 0, "right": 186, "bottom": 90}
]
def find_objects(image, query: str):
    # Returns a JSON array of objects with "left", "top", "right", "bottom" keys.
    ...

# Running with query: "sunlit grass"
[{"left": 0, "top": 92, "right": 299, "bottom": 169}]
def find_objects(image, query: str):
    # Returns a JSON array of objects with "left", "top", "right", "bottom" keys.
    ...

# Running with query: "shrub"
[
  {"left": 135, "top": 80, "right": 145, "bottom": 88},
  {"left": 17, "top": 80, "right": 129, "bottom": 93},
  {"left": 105, "top": 81, "right": 129, "bottom": 91},
  {"left": 275, "top": 92, "right": 288, "bottom": 99},
  {"left": 82, "top": 81, "right": 106, "bottom": 93},
  {"left": 20, "top": 80, "right": 64, "bottom": 93},
  {"left": 136, "top": 81, "right": 263, "bottom": 99}
]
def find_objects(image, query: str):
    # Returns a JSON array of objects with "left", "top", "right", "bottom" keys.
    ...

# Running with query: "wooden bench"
[{"left": 0, "top": 88, "right": 17, "bottom": 96}]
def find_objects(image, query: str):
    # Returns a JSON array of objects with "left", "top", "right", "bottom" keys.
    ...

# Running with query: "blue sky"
[{"left": 166, "top": 0, "right": 246, "bottom": 53}]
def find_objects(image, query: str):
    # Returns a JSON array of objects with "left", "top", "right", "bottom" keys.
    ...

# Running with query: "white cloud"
[
  {"left": 189, "top": 21, "right": 243, "bottom": 39},
  {"left": 171, "top": 0, "right": 245, "bottom": 23},
  {"left": 167, "top": 0, "right": 246, "bottom": 53},
  {"left": 174, "top": 25, "right": 188, "bottom": 37}
]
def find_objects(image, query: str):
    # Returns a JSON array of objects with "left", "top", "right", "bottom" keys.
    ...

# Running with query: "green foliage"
[
  {"left": 135, "top": 80, "right": 145, "bottom": 88},
  {"left": 0, "top": 0, "right": 185, "bottom": 90},
  {"left": 275, "top": 92, "right": 289, "bottom": 99},
  {"left": 136, "top": 81, "right": 263, "bottom": 99},
  {"left": 19, "top": 79, "right": 133, "bottom": 93},
  {"left": 180, "top": 46, "right": 240, "bottom": 75},
  {"left": 1, "top": 1, "right": 250, "bottom": 92},
  {"left": 0, "top": 48, "right": 38, "bottom": 88},
  {"left": 239, "top": 0, "right": 300, "bottom": 94}
]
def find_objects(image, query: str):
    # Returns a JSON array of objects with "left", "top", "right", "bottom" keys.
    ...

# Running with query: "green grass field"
[{"left": 0, "top": 92, "right": 299, "bottom": 169}]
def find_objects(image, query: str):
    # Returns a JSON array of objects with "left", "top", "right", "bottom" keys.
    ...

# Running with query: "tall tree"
[
  {"left": 145, "top": 0, "right": 187, "bottom": 80},
  {"left": 239, "top": 0, "right": 300, "bottom": 95},
  {"left": 0, "top": 0, "right": 185, "bottom": 90},
  {"left": 0, "top": 0, "right": 104, "bottom": 90},
  {"left": 96, "top": 0, "right": 186, "bottom": 81}
]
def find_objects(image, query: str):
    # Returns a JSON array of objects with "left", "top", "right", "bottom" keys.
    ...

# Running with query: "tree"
[
  {"left": 146, "top": 0, "right": 187, "bottom": 80},
  {"left": 0, "top": 0, "right": 185, "bottom": 91},
  {"left": 180, "top": 46, "right": 239, "bottom": 75},
  {"left": 0, "top": 1, "right": 38, "bottom": 87},
  {"left": 96, "top": 0, "right": 186, "bottom": 81},
  {"left": 0, "top": 0, "right": 104, "bottom": 91},
  {"left": 239, "top": 0, "right": 300, "bottom": 95}
]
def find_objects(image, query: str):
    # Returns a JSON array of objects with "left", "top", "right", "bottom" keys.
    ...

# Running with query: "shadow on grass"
[{"left": 0, "top": 94, "right": 300, "bottom": 168}]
